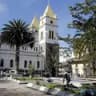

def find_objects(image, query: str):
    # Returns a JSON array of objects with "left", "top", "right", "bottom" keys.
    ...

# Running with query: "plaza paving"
[
  {"left": 0, "top": 77, "right": 96, "bottom": 96},
  {"left": 0, "top": 79, "right": 52, "bottom": 96}
]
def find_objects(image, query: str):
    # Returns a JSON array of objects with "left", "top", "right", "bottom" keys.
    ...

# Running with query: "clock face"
[{"left": 50, "top": 20, "right": 53, "bottom": 24}]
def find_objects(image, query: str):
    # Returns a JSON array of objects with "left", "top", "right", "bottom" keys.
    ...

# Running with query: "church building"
[{"left": 0, "top": 5, "right": 59, "bottom": 75}]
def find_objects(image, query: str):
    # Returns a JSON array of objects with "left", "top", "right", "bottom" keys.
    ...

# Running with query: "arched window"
[
  {"left": 34, "top": 47, "right": 35, "bottom": 51},
  {"left": 29, "top": 60, "right": 32, "bottom": 64},
  {"left": 41, "top": 47, "right": 42, "bottom": 51},
  {"left": 24, "top": 60, "right": 27, "bottom": 68},
  {"left": 49, "top": 30, "right": 51, "bottom": 39},
  {"left": 37, "top": 61, "right": 40, "bottom": 69},
  {"left": 0, "top": 43, "right": 1, "bottom": 48},
  {"left": 0, "top": 59, "right": 4, "bottom": 67},
  {"left": 36, "top": 47, "right": 38, "bottom": 52},
  {"left": 10, "top": 59, "right": 14, "bottom": 67},
  {"left": 49, "top": 30, "right": 54, "bottom": 39},
  {"left": 51, "top": 31, "right": 54, "bottom": 39}
]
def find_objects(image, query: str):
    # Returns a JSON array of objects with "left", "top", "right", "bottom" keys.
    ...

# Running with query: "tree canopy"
[
  {"left": 1, "top": 19, "right": 34, "bottom": 72},
  {"left": 69, "top": 0, "right": 96, "bottom": 75}
]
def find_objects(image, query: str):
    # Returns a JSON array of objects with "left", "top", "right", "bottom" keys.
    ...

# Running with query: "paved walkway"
[
  {"left": 48, "top": 77, "right": 96, "bottom": 85},
  {"left": 1, "top": 77, "right": 95, "bottom": 96},
  {"left": 0, "top": 79, "right": 51, "bottom": 96}
]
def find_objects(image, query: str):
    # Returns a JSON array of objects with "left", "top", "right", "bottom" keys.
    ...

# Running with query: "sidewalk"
[{"left": 44, "top": 77, "right": 96, "bottom": 88}]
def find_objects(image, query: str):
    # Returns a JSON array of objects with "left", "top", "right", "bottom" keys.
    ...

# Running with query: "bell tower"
[
  {"left": 29, "top": 17, "right": 39, "bottom": 41},
  {"left": 39, "top": 5, "right": 59, "bottom": 76}
]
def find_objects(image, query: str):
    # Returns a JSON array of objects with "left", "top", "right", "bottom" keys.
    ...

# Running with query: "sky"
[{"left": 0, "top": 0, "right": 84, "bottom": 47}]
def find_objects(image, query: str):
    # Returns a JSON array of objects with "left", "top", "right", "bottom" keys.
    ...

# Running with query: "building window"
[
  {"left": 34, "top": 47, "right": 35, "bottom": 51},
  {"left": 36, "top": 47, "right": 38, "bottom": 52},
  {"left": 29, "top": 60, "right": 32, "bottom": 64},
  {"left": 34, "top": 47, "right": 38, "bottom": 52},
  {"left": 25, "top": 47, "right": 27, "bottom": 50},
  {"left": 41, "top": 47, "right": 42, "bottom": 51},
  {"left": 10, "top": 46, "right": 14, "bottom": 49},
  {"left": 49, "top": 30, "right": 51, "bottom": 39},
  {"left": 22, "top": 47, "right": 24, "bottom": 50},
  {"left": 37, "top": 61, "right": 40, "bottom": 69},
  {"left": 22, "top": 47, "right": 27, "bottom": 50},
  {"left": 0, "top": 43, "right": 1, "bottom": 48},
  {"left": 51, "top": 31, "right": 54, "bottom": 39},
  {"left": 0, "top": 59, "right": 4, "bottom": 67},
  {"left": 10, "top": 59, "right": 13, "bottom": 67},
  {"left": 49, "top": 30, "right": 54, "bottom": 39},
  {"left": 24, "top": 60, "right": 27, "bottom": 68},
  {"left": 41, "top": 32, "right": 43, "bottom": 40}
]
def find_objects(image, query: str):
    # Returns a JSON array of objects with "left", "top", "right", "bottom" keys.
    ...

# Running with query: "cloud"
[{"left": 0, "top": 2, "right": 8, "bottom": 14}]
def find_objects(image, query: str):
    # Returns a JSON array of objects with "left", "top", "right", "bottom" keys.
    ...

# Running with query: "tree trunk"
[{"left": 15, "top": 46, "right": 20, "bottom": 73}]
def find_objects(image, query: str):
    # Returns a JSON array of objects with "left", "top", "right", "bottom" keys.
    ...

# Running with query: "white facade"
[
  {"left": 0, "top": 43, "right": 44, "bottom": 71},
  {"left": 59, "top": 47, "right": 72, "bottom": 63},
  {"left": 72, "top": 64, "right": 84, "bottom": 78},
  {"left": 39, "top": 5, "right": 58, "bottom": 59},
  {"left": 0, "top": 5, "right": 59, "bottom": 73},
  {"left": 59, "top": 47, "right": 73, "bottom": 75}
]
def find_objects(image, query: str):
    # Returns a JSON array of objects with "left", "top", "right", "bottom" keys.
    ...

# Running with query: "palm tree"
[
  {"left": 58, "top": 34, "right": 72, "bottom": 43},
  {"left": 1, "top": 19, "right": 34, "bottom": 73}
]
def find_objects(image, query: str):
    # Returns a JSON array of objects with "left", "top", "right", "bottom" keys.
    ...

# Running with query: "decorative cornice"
[
  {"left": 39, "top": 23, "right": 58, "bottom": 28},
  {"left": 40, "top": 16, "right": 58, "bottom": 20}
]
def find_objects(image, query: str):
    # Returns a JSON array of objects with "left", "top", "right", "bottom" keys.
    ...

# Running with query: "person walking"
[{"left": 63, "top": 72, "right": 71, "bottom": 86}]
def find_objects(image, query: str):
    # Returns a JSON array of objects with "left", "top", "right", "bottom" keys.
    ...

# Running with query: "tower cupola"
[
  {"left": 43, "top": 5, "right": 56, "bottom": 19},
  {"left": 29, "top": 17, "right": 39, "bottom": 32}
]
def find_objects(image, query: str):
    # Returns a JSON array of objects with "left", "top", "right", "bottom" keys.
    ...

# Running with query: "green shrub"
[
  {"left": 14, "top": 77, "right": 33, "bottom": 81},
  {"left": 69, "top": 89, "right": 80, "bottom": 94},
  {"left": 61, "top": 87, "right": 65, "bottom": 91},
  {"left": 14, "top": 77, "right": 25, "bottom": 81},
  {"left": 82, "top": 84, "right": 91, "bottom": 88},
  {"left": 47, "top": 83, "right": 57, "bottom": 89}
]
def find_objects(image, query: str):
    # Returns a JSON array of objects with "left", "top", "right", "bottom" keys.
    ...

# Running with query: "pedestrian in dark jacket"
[{"left": 63, "top": 72, "right": 71, "bottom": 86}]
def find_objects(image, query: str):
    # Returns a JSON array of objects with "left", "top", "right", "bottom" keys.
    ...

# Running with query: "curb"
[
  {"left": 10, "top": 78, "right": 28, "bottom": 84},
  {"left": 26, "top": 83, "right": 73, "bottom": 96},
  {"left": 27, "top": 83, "right": 49, "bottom": 93}
]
